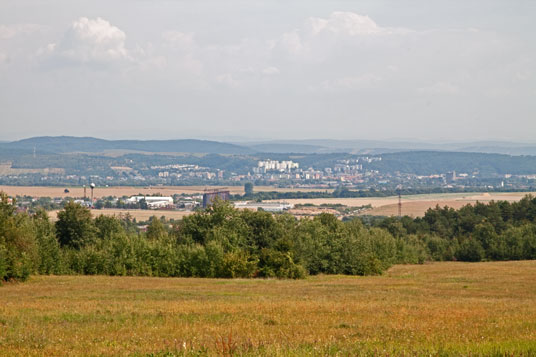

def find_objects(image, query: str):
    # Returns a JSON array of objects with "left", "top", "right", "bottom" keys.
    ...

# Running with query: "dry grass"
[
  {"left": 47, "top": 209, "right": 193, "bottom": 222},
  {"left": 270, "top": 192, "right": 536, "bottom": 217},
  {"left": 364, "top": 200, "right": 482, "bottom": 217},
  {"left": 362, "top": 192, "right": 536, "bottom": 217},
  {"left": 1, "top": 261, "right": 535, "bottom": 355},
  {"left": 0, "top": 185, "right": 332, "bottom": 199},
  {"left": 0, "top": 164, "right": 64, "bottom": 176}
]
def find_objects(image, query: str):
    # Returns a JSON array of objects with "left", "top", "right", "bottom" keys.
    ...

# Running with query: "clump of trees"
[
  {"left": 0, "top": 194, "right": 422, "bottom": 282},
  {"left": 2, "top": 192, "right": 536, "bottom": 284},
  {"left": 369, "top": 195, "right": 536, "bottom": 262}
]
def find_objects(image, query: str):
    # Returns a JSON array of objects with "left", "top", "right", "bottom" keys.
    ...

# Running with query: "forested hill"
[
  {"left": 366, "top": 151, "right": 536, "bottom": 175},
  {"left": 2, "top": 136, "right": 255, "bottom": 155}
]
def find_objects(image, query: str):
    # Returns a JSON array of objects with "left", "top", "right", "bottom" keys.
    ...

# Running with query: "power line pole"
[
  {"left": 396, "top": 185, "right": 402, "bottom": 218},
  {"left": 398, "top": 191, "right": 402, "bottom": 217}
]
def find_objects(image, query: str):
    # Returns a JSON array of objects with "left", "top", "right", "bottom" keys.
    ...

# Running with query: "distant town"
[{"left": 1, "top": 137, "right": 536, "bottom": 193}]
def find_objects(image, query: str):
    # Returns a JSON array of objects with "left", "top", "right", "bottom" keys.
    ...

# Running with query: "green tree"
[
  {"left": 55, "top": 201, "right": 96, "bottom": 249},
  {"left": 456, "top": 238, "right": 485, "bottom": 262},
  {"left": 33, "top": 209, "right": 63, "bottom": 274},
  {"left": 95, "top": 215, "right": 123, "bottom": 240},
  {"left": 244, "top": 182, "right": 254, "bottom": 197},
  {"left": 146, "top": 216, "right": 168, "bottom": 240},
  {"left": 0, "top": 193, "right": 37, "bottom": 281}
]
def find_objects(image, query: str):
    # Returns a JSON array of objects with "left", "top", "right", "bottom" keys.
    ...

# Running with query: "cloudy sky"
[{"left": 1, "top": 0, "right": 535, "bottom": 142}]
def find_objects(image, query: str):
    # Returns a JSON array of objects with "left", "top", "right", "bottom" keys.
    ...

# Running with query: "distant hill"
[
  {"left": 2, "top": 136, "right": 255, "bottom": 155},
  {"left": 247, "top": 142, "right": 335, "bottom": 154},
  {"left": 238, "top": 139, "right": 536, "bottom": 155},
  {"left": 366, "top": 151, "right": 536, "bottom": 176},
  {"left": 5, "top": 137, "right": 536, "bottom": 157}
]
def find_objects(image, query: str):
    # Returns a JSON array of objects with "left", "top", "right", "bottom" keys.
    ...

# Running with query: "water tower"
[{"left": 90, "top": 183, "right": 96, "bottom": 206}]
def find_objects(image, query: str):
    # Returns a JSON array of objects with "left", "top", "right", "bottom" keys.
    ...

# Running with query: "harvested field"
[
  {"left": 47, "top": 208, "right": 193, "bottom": 222},
  {"left": 362, "top": 192, "right": 536, "bottom": 217},
  {"left": 0, "top": 163, "right": 64, "bottom": 176},
  {"left": 364, "top": 200, "right": 473, "bottom": 217},
  {"left": 0, "top": 185, "right": 332, "bottom": 199},
  {"left": 1, "top": 261, "right": 535, "bottom": 355},
  {"left": 271, "top": 192, "right": 536, "bottom": 217}
]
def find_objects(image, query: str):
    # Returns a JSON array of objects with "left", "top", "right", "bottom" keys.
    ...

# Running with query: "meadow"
[
  {"left": 47, "top": 208, "right": 193, "bottom": 222},
  {"left": 276, "top": 192, "right": 536, "bottom": 217},
  {"left": 1, "top": 261, "right": 535, "bottom": 356}
]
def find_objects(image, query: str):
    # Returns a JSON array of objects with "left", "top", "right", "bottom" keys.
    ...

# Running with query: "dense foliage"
[
  {"left": 367, "top": 151, "right": 536, "bottom": 175},
  {"left": 0, "top": 194, "right": 422, "bottom": 282},
  {"left": 369, "top": 195, "right": 536, "bottom": 262},
  {"left": 2, "top": 192, "right": 536, "bottom": 283}
]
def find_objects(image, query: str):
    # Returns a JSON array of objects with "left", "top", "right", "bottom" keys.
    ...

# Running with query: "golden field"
[
  {"left": 362, "top": 192, "right": 536, "bottom": 217},
  {"left": 273, "top": 192, "right": 536, "bottom": 217},
  {"left": 1, "top": 261, "right": 535, "bottom": 356},
  {"left": 47, "top": 208, "right": 193, "bottom": 222},
  {"left": 3, "top": 185, "right": 535, "bottom": 218},
  {"left": 0, "top": 185, "right": 331, "bottom": 199}
]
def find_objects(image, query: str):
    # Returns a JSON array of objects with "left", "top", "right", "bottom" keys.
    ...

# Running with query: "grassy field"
[
  {"left": 1, "top": 261, "right": 535, "bottom": 356},
  {"left": 0, "top": 164, "right": 64, "bottom": 176},
  {"left": 272, "top": 192, "right": 536, "bottom": 217},
  {"left": 362, "top": 192, "right": 536, "bottom": 217},
  {"left": 47, "top": 208, "right": 193, "bottom": 222},
  {"left": 0, "top": 185, "right": 332, "bottom": 199}
]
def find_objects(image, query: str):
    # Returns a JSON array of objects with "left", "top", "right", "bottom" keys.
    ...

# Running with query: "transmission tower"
[{"left": 396, "top": 185, "right": 402, "bottom": 217}]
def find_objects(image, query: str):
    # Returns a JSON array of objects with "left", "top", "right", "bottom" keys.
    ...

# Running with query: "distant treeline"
[
  {"left": 367, "top": 195, "right": 536, "bottom": 262},
  {"left": 367, "top": 151, "right": 536, "bottom": 176},
  {"left": 235, "top": 186, "right": 533, "bottom": 201},
  {"left": 2, "top": 192, "right": 536, "bottom": 283}
]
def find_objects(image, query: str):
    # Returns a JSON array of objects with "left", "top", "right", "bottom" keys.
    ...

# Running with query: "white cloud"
[
  {"left": 312, "top": 74, "right": 382, "bottom": 92},
  {"left": 0, "top": 24, "right": 43, "bottom": 39},
  {"left": 215, "top": 73, "right": 238, "bottom": 88},
  {"left": 162, "top": 31, "right": 195, "bottom": 51},
  {"left": 261, "top": 66, "right": 279, "bottom": 75},
  {"left": 273, "top": 12, "right": 410, "bottom": 63},
  {"left": 46, "top": 17, "right": 130, "bottom": 65},
  {"left": 306, "top": 12, "right": 386, "bottom": 36},
  {"left": 418, "top": 82, "right": 462, "bottom": 95}
]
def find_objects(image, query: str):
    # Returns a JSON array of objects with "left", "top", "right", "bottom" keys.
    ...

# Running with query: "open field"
[
  {"left": 47, "top": 208, "right": 193, "bottom": 222},
  {"left": 1, "top": 261, "right": 535, "bottom": 355},
  {"left": 0, "top": 185, "right": 332, "bottom": 199},
  {"left": 3, "top": 186, "right": 535, "bottom": 218},
  {"left": 363, "top": 192, "right": 536, "bottom": 217},
  {"left": 271, "top": 192, "right": 536, "bottom": 217},
  {"left": 0, "top": 163, "right": 64, "bottom": 176}
]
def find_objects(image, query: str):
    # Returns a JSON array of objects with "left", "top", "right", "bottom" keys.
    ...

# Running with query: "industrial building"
[
  {"left": 202, "top": 189, "right": 230, "bottom": 208},
  {"left": 233, "top": 201, "right": 293, "bottom": 212},
  {"left": 126, "top": 196, "right": 174, "bottom": 209}
]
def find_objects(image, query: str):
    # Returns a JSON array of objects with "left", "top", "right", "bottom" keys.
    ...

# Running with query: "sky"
[{"left": 0, "top": 0, "right": 535, "bottom": 142}]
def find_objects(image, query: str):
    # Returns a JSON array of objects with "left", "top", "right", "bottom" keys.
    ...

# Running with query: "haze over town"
[{"left": 1, "top": 0, "right": 535, "bottom": 142}]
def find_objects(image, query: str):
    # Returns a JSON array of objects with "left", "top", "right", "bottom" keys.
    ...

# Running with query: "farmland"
[
  {"left": 4, "top": 185, "right": 535, "bottom": 219},
  {"left": 47, "top": 208, "right": 193, "bottom": 222},
  {"left": 0, "top": 185, "right": 332, "bottom": 199},
  {"left": 0, "top": 261, "right": 535, "bottom": 355},
  {"left": 274, "top": 192, "right": 536, "bottom": 217}
]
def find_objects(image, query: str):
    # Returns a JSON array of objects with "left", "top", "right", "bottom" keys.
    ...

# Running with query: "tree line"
[
  {"left": 2, "top": 192, "right": 536, "bottom": 283},
  {"left": 368, "top": 195, "right": 536, "bottom": 262},
  {"left": 0, "top": 192, "right": 420, "bottom": 282}
]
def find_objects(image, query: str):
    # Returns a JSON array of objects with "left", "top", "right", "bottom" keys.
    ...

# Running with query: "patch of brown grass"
[{"left": 1, "top": 261, "right": 535, "bottom": 355}]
